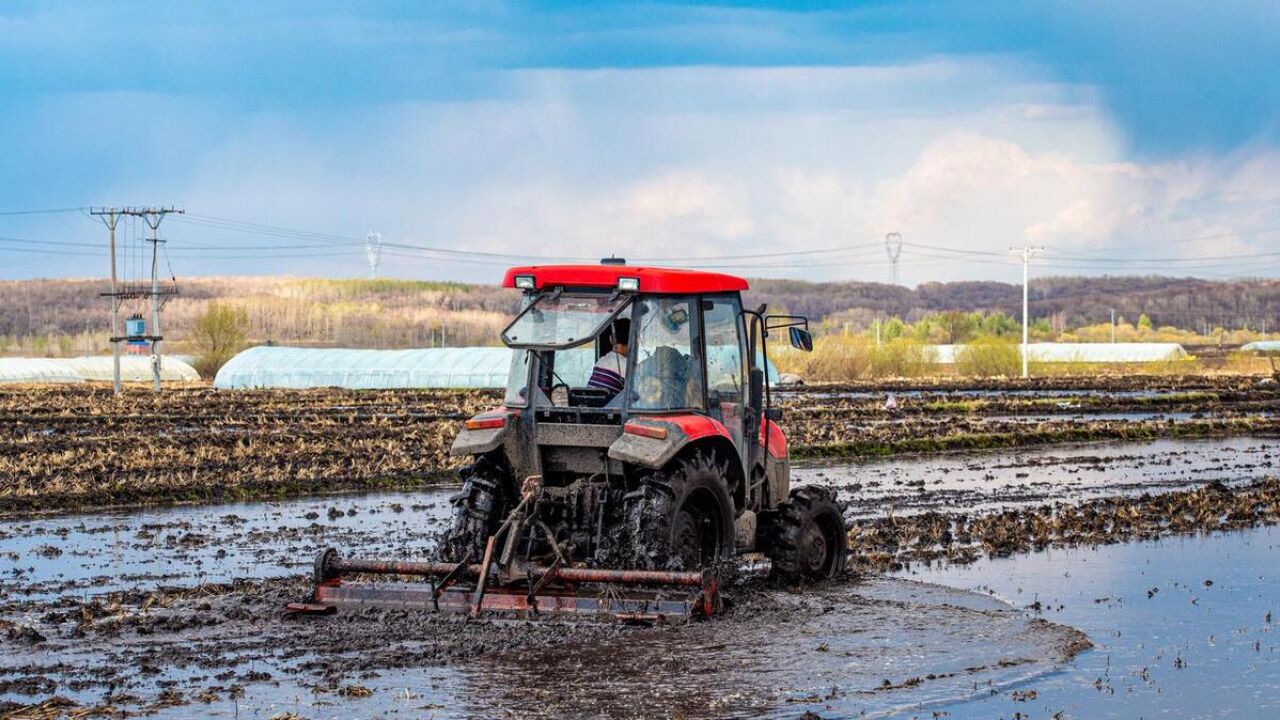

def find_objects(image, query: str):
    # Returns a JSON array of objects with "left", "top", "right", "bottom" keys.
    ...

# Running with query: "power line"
[{"left": 0, "top": 207, "right": 85, "bottom": 216}]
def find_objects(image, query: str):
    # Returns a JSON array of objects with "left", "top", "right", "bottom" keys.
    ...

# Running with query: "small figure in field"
[{"left": 884, "top": 393, "right": 899, "bottom": 413}]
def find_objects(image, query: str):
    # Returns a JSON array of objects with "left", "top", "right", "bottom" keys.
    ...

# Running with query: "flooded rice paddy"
[
  {"left": 907, "top": 525, "right": 1280, "bottom": 719},
  {"left": 1, "top": 433, "right": 1278, "bottom": 717},
  {"left": 3, "top": 436, "right": 1274, "bottom": 603}
]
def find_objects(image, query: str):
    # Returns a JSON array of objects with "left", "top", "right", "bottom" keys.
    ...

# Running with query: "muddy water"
[
  {"left": 3, "top": 436, "right": 1275, "bottom": 603},
  {"left": 0, "top": 575, "right": 1087, "bottom": 720},
  {"left": 794, "top": 435, "right": 1280, "bottom": 517},
  {"left": 1, "top": 435, "right": 1277, "bottom": 718},
  {"left": 0, "top": 492, "right": 455, "bottom": 602},
  {"left": 906, "top": 524, "right": 1280, "bottom": 719},
  {"left": 801, "top": 388, "right": 1178, "bottom": 400}
]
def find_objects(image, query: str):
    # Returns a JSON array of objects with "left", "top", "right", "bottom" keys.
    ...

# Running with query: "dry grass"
[{"left": 774, "top": 336, "right": 1276, "bottom": 382}]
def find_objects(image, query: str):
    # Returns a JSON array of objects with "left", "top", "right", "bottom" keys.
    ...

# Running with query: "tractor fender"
[
  {"left": 608, "top": 414, "right": 732, "bottom": 470},
  {"left": 760, "top": 418, "right": 788, "bottom": 459},
  {"left": 449, "top": 409, "right": 515, "bottom": 457}
]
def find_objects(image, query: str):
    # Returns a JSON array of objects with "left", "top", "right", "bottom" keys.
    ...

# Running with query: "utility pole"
[
  {"left": 1110, "top": 309, "right": 1116, "bottom": 344},
  {"left": 365, "top": 232, "right": 383, "bottom": 278},
  {"left": 94, "top": 206, "right": 183, "bottom": 393},
  {"left": 885, "top": 232, "right": 903, "bottom": 286},
  {"left": 1011, "top": 245, "right": 1044, "bottom": 378},
  {"left": 91, "top": 208, "right": 124, "bottom": 394}
]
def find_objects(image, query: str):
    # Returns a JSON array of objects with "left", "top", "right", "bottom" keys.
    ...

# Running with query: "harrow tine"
[
  {"left": 469, "top": 535, "right": 498, "bottom": 620},
  {"left": 526, "top": 556, "right": 564, "bottom": 614},
  {"left": 433, "top": 550, "right": 473, "bottom": 612}
]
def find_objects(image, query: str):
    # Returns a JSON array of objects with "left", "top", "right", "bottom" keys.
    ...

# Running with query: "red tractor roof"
[{"left": 502, "top": 264, "right": 749, "bottom": 294}]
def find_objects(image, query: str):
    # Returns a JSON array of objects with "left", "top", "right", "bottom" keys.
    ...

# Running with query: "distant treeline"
[
  {"left": 0, "top": 274, "right": 1277, "bottom": 356},
  {"left": 746, "top": 275, "right": 1280, "bottom": 334}
]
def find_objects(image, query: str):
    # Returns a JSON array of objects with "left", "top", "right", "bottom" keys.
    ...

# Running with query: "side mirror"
[{"left": 789, "top": 327, "right": 814, "bottom": 352}]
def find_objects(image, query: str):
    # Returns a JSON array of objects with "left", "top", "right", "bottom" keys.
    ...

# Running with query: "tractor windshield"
[{"left": 501, "top": 292, "right": 630, "bottom": 350}]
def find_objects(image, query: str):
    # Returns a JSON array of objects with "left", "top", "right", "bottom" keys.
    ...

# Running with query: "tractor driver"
[{"left": 587, "top": 318, "right": 630, "bottom": 400}]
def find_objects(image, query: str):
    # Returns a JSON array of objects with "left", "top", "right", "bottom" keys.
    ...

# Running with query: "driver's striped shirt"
[{"left": 587, "top": 351, "right": 627, "bottom": 395}]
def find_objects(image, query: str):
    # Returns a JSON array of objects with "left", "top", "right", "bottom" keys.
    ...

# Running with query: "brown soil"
[{"left": 3, "top": 378, "right": 1278, "bottom": 514}]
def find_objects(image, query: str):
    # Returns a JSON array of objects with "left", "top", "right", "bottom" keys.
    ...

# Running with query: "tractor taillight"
[
  {"left": 617, "top": 276, "right": 640, "bottom": 292},
  {"left": 513, "top": 274, "right": 536, "bottom": 290},
  {"left": 465, "top": 414, "right": 509, "bottom": 431},
  {"left": 624, "top": 421, "right": 668, "bottom": 440}
]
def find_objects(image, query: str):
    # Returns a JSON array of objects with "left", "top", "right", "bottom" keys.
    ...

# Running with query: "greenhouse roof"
[
  {"left": 214, "top": 345, "right": 779, "bottom": 390},
  {"left": 930, "top": 343, "right": 1188, "bottom": 364},
  {"left": 0, "top": 358, "right": 85, "bottom": 384},
  {"left": 1242, "top": 341, "right": 1280, "bottom": 353},
  {"left": 55, "top": 356, "right": 201, "bottom": 383},
  {"left": 214, "top": 346, "right": 516, "bottom": 390},
  {"left": 0, "top": 356, "right": 201, "bottom": 385}
]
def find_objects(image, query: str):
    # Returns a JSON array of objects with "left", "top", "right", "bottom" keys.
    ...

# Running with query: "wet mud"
[
  {"left": 2, "top": 377, "right": 1279, "bottom": 717},
  {"left": 0, "top": 574, "right": 1089, "bottom": 720},
  {"left": 2, "top": 435, "right": 1277, "bottom": 717},
  {"left": 3, "top": 377, "right": 1278, "bottom": 514}
]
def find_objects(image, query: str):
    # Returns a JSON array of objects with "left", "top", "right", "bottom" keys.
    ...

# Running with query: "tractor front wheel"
[
  {"left": 628, "top": 450, "right": 736, "bottom": 570},
  {"left": 764, "top": 486, "right": 848, "bottom": 583}
]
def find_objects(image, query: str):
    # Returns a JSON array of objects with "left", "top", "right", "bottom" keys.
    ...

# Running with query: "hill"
[{"left": 1, "top": 274, "right": 1276, "bottom": 356}]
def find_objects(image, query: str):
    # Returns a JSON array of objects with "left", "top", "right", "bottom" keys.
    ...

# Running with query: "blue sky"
[{"left": 2, "top": 1, "right": 1279, "bottom": 284}]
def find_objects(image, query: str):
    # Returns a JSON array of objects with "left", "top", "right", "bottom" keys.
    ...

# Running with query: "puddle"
[
  {"left": 4, "top": 436, "right": 1277, "bottom": 603},
  {"left": 904, "top": 524, "right": 1280, "bottom": 718},
  {"left": 0, "top": 492, "right": 454, "bottom": 602},
  {"left": 801, "top": 389, "right": 1180, "bottom": 400},
  {"left": 2, "top": 434, "right": 1277, "bottom": 717},
  {"left": 794, "top": 436, "right": 1280, "bottom": 517}
]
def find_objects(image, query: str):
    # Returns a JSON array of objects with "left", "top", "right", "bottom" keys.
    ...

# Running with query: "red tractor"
[{"left": 297, "top": 261, "right": 847, "bottom": 620}]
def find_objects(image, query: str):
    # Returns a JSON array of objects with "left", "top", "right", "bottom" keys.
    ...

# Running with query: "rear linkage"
[{"left": 287, "top": 475, "right": 730, "bottom": 622}]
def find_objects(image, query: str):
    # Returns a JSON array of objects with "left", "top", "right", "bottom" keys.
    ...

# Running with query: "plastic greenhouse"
[
  {"left": 930, "top": 342, "right": 1188, "bottom": 364},
  {"left": 214, "top": 346, "right": 517, "bottom": 390},
  {"left": 0, "top": 358, "right": 85, "bottom": 385},
  {"left": 214, "top": 345, "right": 779, "bottom": 390},
  {"left": 1242, "top": 341, "right": 1280, "bottom": 353},
  {"left": 53, "top": 356, "right": 201, "bottom": 383},
  {"left": 0, "top": 357, "right": 201, "bottom": 385}
]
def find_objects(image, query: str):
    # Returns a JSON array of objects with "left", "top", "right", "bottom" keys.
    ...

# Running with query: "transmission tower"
[
  {"left": 885, "top": 232, "right": 903, "bottom": 285},
  {"left": 93, "top": 206, "right": 183, "bottom": 394},
  {"left": 365, "top": 232, "right": 384, "bottom": 278}
]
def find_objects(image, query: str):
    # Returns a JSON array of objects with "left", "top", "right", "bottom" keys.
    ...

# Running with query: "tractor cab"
[
  {"left": 495, "top": 262, "right": 810, "bottom": 485},
  {"left": 500, "top": 268, "right": 752, "bottom": 414}
]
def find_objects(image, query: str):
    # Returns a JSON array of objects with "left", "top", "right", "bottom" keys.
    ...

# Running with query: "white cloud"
[{"left": 10, "top": 60, "right": 1280, "bottom": 284}]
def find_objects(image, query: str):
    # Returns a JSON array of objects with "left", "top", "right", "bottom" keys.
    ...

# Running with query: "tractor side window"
[
  {"left": 549, "top": 346, "right": 595, "bottom": 387},
  {"left": 630, "top": 297, "right": 704, "bottom": 411},
  {"left": 703, "top": 297, "right": 746, "bottom": 405},
  {"left": 530, "top": 346, "right": 597, "bottom": 407},
  {"left": 504, "top": 349, "right": 531, "bottom": 407}
]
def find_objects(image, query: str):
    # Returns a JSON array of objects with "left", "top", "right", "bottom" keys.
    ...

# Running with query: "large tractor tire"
[
  {"left": 440, "top": 458, "right": 507, "bottom": 563},
  {"left": 628, "top": 450, "right": 736, "bottom": 570},
  {"left": 764, "top": 486, "right": 848, "bottom": 583}
]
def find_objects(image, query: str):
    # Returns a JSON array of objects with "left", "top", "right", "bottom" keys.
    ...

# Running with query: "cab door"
[{"left": 701, "top": 294, "right": 749, "bottom": 470}]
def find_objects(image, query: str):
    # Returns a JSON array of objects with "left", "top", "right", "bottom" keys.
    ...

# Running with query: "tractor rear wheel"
[
  {"left": 440, "top": 458, "right": 506, "bottom": 563},
  {"left": 628, "top": 450, "right": 736, "bottom": 570},
  {"left": 764, "top": 486, "right": 848, "bottom": 583}
]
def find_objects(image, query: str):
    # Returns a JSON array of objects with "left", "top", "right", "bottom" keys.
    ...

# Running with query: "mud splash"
[{"left": 0, "top": 576, "right": 1087, "bottom": 720}]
